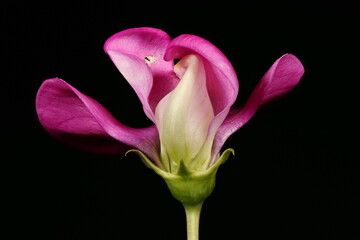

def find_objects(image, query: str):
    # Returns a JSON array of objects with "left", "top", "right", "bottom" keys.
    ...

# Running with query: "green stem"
[{"left": 183, "top": 202, "right": 203, "bottom": 240}]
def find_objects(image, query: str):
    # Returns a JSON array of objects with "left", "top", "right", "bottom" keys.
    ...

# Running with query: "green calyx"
[{"left": 126, "top": 148, "right": 234, "bottom": 205}]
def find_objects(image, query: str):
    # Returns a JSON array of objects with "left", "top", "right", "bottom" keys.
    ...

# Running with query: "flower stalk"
[{"left": 184, "top": 203, "right": 203, "bottom": 240}]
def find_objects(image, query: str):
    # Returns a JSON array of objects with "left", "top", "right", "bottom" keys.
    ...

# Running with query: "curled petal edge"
[
  {"left": 36, "top": 78, "right": 162, "bottom": 167},
  {"left": 212, "top": 54, "right": 305, "bottom": 164}
]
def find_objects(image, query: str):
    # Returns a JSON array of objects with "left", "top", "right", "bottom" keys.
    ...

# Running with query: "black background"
[{"left": 6, "top": 0, "right": 359, "bottom": 239}]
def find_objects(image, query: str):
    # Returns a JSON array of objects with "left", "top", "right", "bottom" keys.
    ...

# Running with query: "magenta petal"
[
  {"left": 36, "top": 78, "right": 161, "bottom": 165},
  {"left": 213, "top": 54, "right": 305, "bottom": 162},
  {"left": 253, "top": 53, "right": 305, "bottom": 104},
  {"left": 104, "top": 27, "right": 179, "bottom": 121}
]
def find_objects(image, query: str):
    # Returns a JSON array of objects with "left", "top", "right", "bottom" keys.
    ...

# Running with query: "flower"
[{"left": 36, "top": 27, "right": 304, "bottom": 204}]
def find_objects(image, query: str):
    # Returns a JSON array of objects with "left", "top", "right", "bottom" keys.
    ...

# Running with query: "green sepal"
[
  {"left": 126, "top": 149, "right": 172, "bottom": 177},
  {"left": 126, "top": 148, "right": 234, "bottom": 205},
  {"left": 125, "top": 149, "right": 153, "bottom": 169}
]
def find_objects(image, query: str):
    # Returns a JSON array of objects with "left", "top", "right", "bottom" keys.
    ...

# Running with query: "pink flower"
[{"left": 36, "top": 27, "right": 304, "bottom": 174}]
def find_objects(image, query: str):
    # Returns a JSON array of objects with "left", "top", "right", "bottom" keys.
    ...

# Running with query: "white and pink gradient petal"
[{"left": 164, "top": 34, "right": 239, "bottom": 168}]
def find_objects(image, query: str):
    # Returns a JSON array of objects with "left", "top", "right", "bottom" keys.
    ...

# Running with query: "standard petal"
[
  {"left": 212, "top": 54, "right": 305, "bottom": 163},
  {"left": 104, "top": 27, "right": 179, "bottom": 121},
  {"left": 36, "top": 78, "right": 162, "bottom": 166},
  {"left": 164, "top": 34, "right": 239, "bottom": 168}
]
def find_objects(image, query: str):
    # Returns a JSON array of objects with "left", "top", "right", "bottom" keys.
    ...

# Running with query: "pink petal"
[
  {"left": 36, "top": 78, "right": 161, "bottom": 166},
  {"left": 164, "top": 34, "right": 239, "bottom": 167},
  {"left": 104, "top": 27, "right": 179, "bottom": 121},
  {"left": 212, "top": 54, "right": 305, "bottom": 163}
]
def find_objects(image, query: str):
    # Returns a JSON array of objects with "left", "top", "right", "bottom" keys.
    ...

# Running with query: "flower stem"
[{"left": 183, "top": 202, "right": 203, "bottom": 240}]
